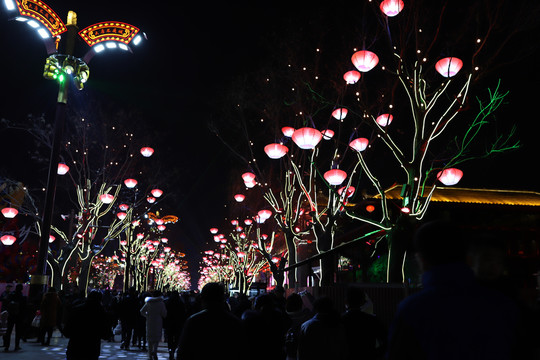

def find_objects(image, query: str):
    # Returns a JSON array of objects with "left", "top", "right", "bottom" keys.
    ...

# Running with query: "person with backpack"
[{"left": 3, "top": 284, "right": 27, "bottom": 352}]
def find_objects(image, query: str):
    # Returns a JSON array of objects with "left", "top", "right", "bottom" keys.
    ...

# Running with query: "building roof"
[{"left": 372, "top": 185, "right": 540, "bottom": 206}]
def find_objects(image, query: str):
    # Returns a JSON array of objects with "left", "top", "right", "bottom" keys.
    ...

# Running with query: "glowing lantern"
[
  {"left": 158, "top": 225, "right": 166, "bottom": 231},
  {"left": 271, "top": 257, "right": 280, "bottom": 263},
  {"left": 1, "top": 235, "right": 16, "bottom": 246},
  {"left": 435, "top": 57, "right": 463, "bottom": 78},
  {"left": 164, "top": 247, "right": 171, "bottom": 252},
  {"left": 1, "top": 207, "right": 18, "bottom": 218},
  {"left": 244, "top": 219, "right": 253, "bottom": 225},
  {"left": 137, "top": 233, "right": 145, "bottom": 240},
  {"left": 117, "top": 212, "right": 127, "bottom": 220},
  {"left": 437, "top": 168, "right": 463, "bottom": 186},
  {"left": 244, "top": 179, "right": 257, "bottom": 188},
  {"left": 49, "top": 235, "right": 55, "bottom": 243},
  {"left": 140, "top": 255, "right": 147, "bottom": 261},
  {"left": 264, "top": 143, "right": 288, "bottom": 159},
  {"left": 242, "top": 172, "right": 256, "bottom": 182},
  {"left": 324, "top": 169, "right": 347, "bottom": 186},
  {"left": 282, "top": 127, "right": 295, "bottom": 137},
  {"left": 119, "top": 203, "right": 129, "bottom": 211},
  {"left": 338, "top": 186, "right": 356, "bottom": 198},
  {"left": 140, "top": 147, "right": 154, "bottom": 157},
  {"left": 332, "top": 108, "right": 348, "bottom": 120},
  {"left": 231, "top": 220, "right": 239, "bottom": 226},
  {"left": 214, "top": 235, "right": 221, "bottom": 242},
  {"left": 351, "top": 50, "right": 379, "bottom": 72},
  {"left": 321, "top": 129, "right": 334, "bottom": 140},
  {"left": 147, "top": 196, "right": 156, "bottom": 204},
  {"left": 155, "top": 219, "right": 164, "bottom": 225},
  {"left": 234, "top": 194, "right": 245, "bottom": 202},
  {"left": 240, "top": 232, "right": 246, "bottom": 239},
  {"left": 120, "top": 240, "right": 127, "bottom": 246},
  {"left": 292, "top": 127, "right": 323, "bottom": 149},
  {"left": 376, "top": 114, "right": 393, "bottom": 127},
  {"left": 161, "top": 238, "right": 168, "bottom": 243},
  {"left": 210, "top": 228, "right": 218, "bottom": 234},
  {"left": 151, "top": 189, "right": 163, "bottom": 197},
  {"left": 258, "top": 209, "right": 272, "bottom": 220},
  {"left": 380, "top": 0, "right": 404, "bottom": 16},
  {"left": 366, "top": 205, "right": 376, "bottom": 213},
  {"left": 99, "top": 194, "right": 114, "bottom": 204},
  {"left": 349, "top": 138, "right": 369, "bottom": 152},
  {"left": 343, "top": 70, "right": 361, "bottom": 84},
  {"left": 57, "top": 163, "right": 69, "bottom": 175},
  {"left": 124, "top": 178, "right": 137, "bottom": 188}
]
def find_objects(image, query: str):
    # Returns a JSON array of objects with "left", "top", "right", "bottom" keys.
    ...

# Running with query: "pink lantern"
[
  {"left": 244, "top": 179, "right": 257, "bottom": 188},
  {"left": 117, "top": 212, "right": 127, "bottom": 220},
  {"left": 282, "top": 126, "right": 295, "bottom": 137},
  {"left": 338, "top": 186, "right": 356, "bottom": 198},
  {"left": 158, "top": 225, "right": 166, "bottom": 231},
  {"left": 147, "top": 196, "right": 156, "bottom": 204},
  {"left": 343, "top": 70, "right": 361, "bottom": 84},
  {"left": 49, "top": 235, "right": 55, "bottom": 243},
  {"left": 376, "top": 114, "right": 393, "bottom": 127},
  {"left": 435, "top": 57, "right": 463, "bottom": 77},
  {"left": 120, "top": 240, "right": 127, "bottom": 246},
  {"left": 264, "top": 143, "right": 288, "bottom": 159},
  {"left": 214, "top": 235, "right": 221, "bottom": 242},
  {"left": 242, "top": 172, "right": 256, "bottom": 182},
  {"left": 164, "top": 246, "right": 171, "bottom": 252},
  {"left": 210, "top": 228, "right": 218, "bottom": 234},
  {"left": 57, "top": 163, "right": 69, "bottom": 175},
  {"left": 380, "top": 0, "right": 404, "bottom": 16},
  {"left": 351, "top": 50, "right": 379, "bottom": 72},
  {"left": 332, "top": 108, "right": 348, "bottom": 120},
  {"left": 237, "top": 251, "right": 245, "bottom": 258},
  {"left": 324, "top": 169, "right": 347, "bottom": 186},
  {"left": 234, "top": 194, "right": 245, "bottom": 202},
  {"left": 349, "top": 138, "right": 369, "bottom": 152},
  {"left": 124, "top": 178, "right": 138, "bottom": 188},
  {"left": 292, "top": 127, "right": 323, "bottom": 149},
  {"left": 1, "top": 207, "right": 18, "bottom": 218},
  {"left": 119, "top": 203, "right": 129, "bottom": 211},
  {"left": 137, "top": 233, "right": 145, "bottom": 240},
  {"left": 231, "top": 220, "right": 239, "bottom": 226},
  {"left": 151, "top": 188, "right": 163, "bottom": 198},
  {"left": 244, "top": 219, "right": 253, "bottom": 225},
  {"left": 140, "top": 147, "right": 154, "bottom": 157},
  {"left": 99, "top": 194, "right": 114, "bottom": 204},
  {"left": 0, "top": 235, "right": 16, "bottom": 246},
  {"left": 161, "top": 238, "right": 168, "bottom": 243},
  {"left": 258, "top": 209, "right": 272, "bottom": 220},
  {"left": 321, "top": 129, "right": 334, "bottom": 140},
  {"left": 437, "top": 168, "right": 463, "bottom": 186}
]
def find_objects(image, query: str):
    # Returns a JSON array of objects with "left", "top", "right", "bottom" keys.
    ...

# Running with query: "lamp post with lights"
[{"left": 2, "top": 0, "right": 145, "bottom": 296}]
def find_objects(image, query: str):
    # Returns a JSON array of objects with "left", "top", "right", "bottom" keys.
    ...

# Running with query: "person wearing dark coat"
[
  {"left": 3, "top": 284, "right": 27, "bottom": 352},
  {"left": 64, "top": 290, "right": 112, "bottom": 360},
  {"left": 39, "top": 287, "right": 62, "bottom": 345},
  {"left": 177, "top": 283, "right": 246, "bottom": 360},
  {"left": 118, "top": 287, "right": 140, "bottom": 350},
  {"left": 164, "top": 291, "right": 186, "bottom": 360}
]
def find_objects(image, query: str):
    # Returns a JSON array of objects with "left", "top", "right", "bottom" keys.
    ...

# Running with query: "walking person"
[
  {"left": 39, "top": 287, "right": 62, "bottom": 346},
  {"left": 140, "top": 290, "right": 167, "bottom": 360},
  {"left": 164, "top": 290, "right": 186, "bottom": 360},
  {"left": 3, "top": 284, "right": 27, "bottom": 352}
]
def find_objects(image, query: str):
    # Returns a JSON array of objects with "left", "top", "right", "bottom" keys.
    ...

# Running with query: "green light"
[{"left": 58, "top": 73, "right": 65, "bottom": 83}]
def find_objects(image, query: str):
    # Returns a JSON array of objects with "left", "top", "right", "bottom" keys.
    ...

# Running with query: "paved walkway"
[{"left": 2, "top": 330, "right": 171, "bottom": 359}]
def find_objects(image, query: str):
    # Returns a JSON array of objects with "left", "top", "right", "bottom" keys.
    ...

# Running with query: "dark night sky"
[{"left": 1, "top": 1, "right": 540, "bottom": 286}]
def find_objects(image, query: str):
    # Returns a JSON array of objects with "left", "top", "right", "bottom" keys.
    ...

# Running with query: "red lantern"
[
  {"left": 210, "top": 228, "right": 218, "bottom": 234},
  {"left": 380, "top": 0, "right": 404, "bottom": 16},
  {"left": 242, "top": 172, "right": 256, "bottom": 182},
  {"left": 282, "top": 126, "right": 295, "bottom": 137},
  {"left": 119, "top": 204, "right": 129, "bottom": 211},
  {"left": 366, "top": 205, "right": 376, "bottom": 213},
  {"left": 164, "top": 246, "right": 171, "bottom": 252},
  {"left": 147, "top": 196, "right": 156, "bottom": 204},
  {"left": 1, "top": 235, "right": 16, "bottom": 246},
  {"left": 244, "top": 219, "right": 253, "bottom": 225},
  {"left": 258, "top": 209, "right": 272, "bottom": 220},
  {"left": 49, "top": 235, "right": 55, "bottom": 243},
  {"left": 57, "top": 163, "right": 69, "bottom": 175},
  {"left": 231, "top": 220, "right": 239, "bottom": 226},
  {"left": 99, "top": 194, "right": 114, "bottom": 204},
  {"left": 349, "top": 138, "right": 369, "bottom": 152},
  {"left": 161, "top": 238, "right": 168, "bottom": 243},
  {"left": 234, "top": 194, "right": 245, "bottom": 202},
  {"left": 151, "top": 188, "right": 163, "bottom": 198},
  {"left": 158, "top": 225, "right": 166, "bottom": 231},
  {"left": 120, "top": 240, "right": 127, "bottom": 246},
  {"left": 117, "top": 212, "right": 127, "bottom": 220},
  {"left": 1, "top": 207, "right": 18, "bottom": 218},
  {"left": 376, "top": 114, "right": 393, "bottom": 127},
  {"left": 332, "top": 108, "right": 348, "bottom": 120},
  {"left": 140, "top": 147, "right": 154, "bottom": 157},
  {"left": 124, "top": 178, "right": 137, "bottom": 188},
  {"left": 321, "top": 129, "right": 334, "bottom": 140},
  {"left": 237, "top": 251, "right": 245, "bottom": 258},
  {"left": 324, "top": 169, "right": 347, "bottom": 186},
  {"left": 292, "top": 127, "right": 323, "bottom": 149},
  {"left": 343, "top": 70, "right": 361, "bottom": 84},
  {"left": 244, "top": 179, "right": 256, "bottom": 188},
  {"left": 435, "top": 57, "right": 463, "bottom": 78},
  {"left": 264, "top": 143, "right": 288, "bottom": 159},
  {"left": 351, "top": 50, "right": 379, "bottom": 72},
  {"left": 437, "top": 168, "right": 463, "bottom": 186},
  {"left": 338, "top": 186, "right": 356, "bottom": 198}
]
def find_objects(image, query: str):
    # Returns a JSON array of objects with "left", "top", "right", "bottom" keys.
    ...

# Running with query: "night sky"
[{"left": 1, "top": 1, "right": 540, "bottom": 287}]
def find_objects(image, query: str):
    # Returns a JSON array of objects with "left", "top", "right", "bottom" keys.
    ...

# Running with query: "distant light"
[
  {"left": 37, "top": 28, "right": 49, "bottom": 39},
  {"left": 27, "top": 20, "right": 40, "bottom": 29},
  {"left": 4, "top": 0, "right": 16, "bottom": 11},
  {"left": 15, "top": 17, "right": 27, "bottom": 22},
  {"left": 105, "top": 41, "right": 117, "bottom": 49},
  {"left": 118, "top": 43, "right": 129, "bottom": 51},
  {"left": 133, "top": 35, "right": 142, "bottom": 46},
  {"left": 57, "top": 163, "right": 69, "bottom": 175},
  {"left": 94, "top": 44, "right": 105, "bottom": 53}
]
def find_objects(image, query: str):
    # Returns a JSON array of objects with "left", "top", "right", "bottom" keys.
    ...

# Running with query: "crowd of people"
[{"left": 1, "top": 220, "right": 539, "bottom": 360}]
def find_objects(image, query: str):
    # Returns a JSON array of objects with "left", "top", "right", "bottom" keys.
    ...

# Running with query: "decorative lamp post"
[
  {"left": 349, "top": 138, "right": 369, "bottom": 152},
  {"left": 264, "top": 143, "right": 288, "bottom": 159},
  {"left": 435, "top": 57, "right": 463, "bottom": 77},
  {"left": 1, "top": 207, "right": 18, "bottom": 218},
  {"left": 292, "top": 127, "right": 323, "bottom": 149},
  {"left": 324, "top": 169, "right": 347, "bottom": 186},
  {"left": 351, "top": 50, "right": 379, "bottom": 72},
  {"left": 343, "top": 70, "right": 361, "bottom": 84}
]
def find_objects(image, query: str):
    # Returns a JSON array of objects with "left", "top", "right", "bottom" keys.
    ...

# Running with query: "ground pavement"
[{"left": 2, "top": 330, "right": 171, "bottom": 359}]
